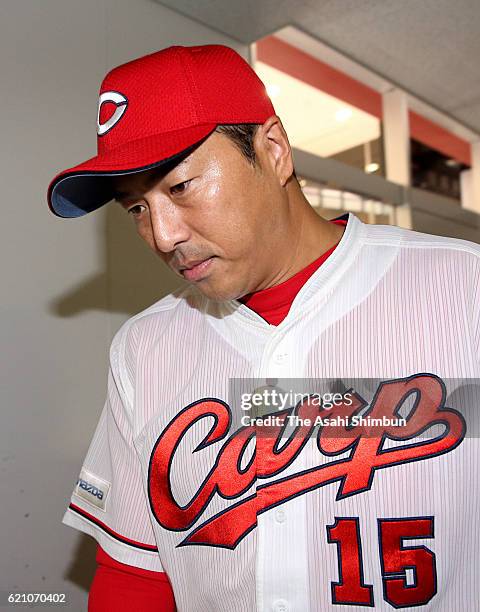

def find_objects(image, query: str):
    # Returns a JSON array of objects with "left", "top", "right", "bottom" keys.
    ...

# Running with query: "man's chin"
[{"left": 193, "top": 281, "right": 243, "bottom": 303}]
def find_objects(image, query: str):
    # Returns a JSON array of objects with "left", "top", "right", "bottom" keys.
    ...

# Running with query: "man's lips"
[
  {"left": 180, "top": 257, "right": 216, "bottom": 281},
  {"left": 179, "top": 258, "right": 211, "bottom": 271}
]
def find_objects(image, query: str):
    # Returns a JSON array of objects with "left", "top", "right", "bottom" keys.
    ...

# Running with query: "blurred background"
[{"left": 1, "top": 0, "right": 479, "bottom": 608}]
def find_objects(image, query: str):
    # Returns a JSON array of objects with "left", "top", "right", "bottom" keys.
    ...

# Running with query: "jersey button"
[
  {"left": 274, "top": 508, "right": 286, "bottom": 523},
  {"left": 272, "top": 599, "right": 290, "bottom": 612},
  {"left": 273, "top": 352, "right": 288, "bottom": 364}
]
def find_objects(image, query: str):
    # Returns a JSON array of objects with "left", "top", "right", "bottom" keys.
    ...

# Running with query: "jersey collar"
[{"left": 219, "top": 212, "right": 365, "bottom": 330}]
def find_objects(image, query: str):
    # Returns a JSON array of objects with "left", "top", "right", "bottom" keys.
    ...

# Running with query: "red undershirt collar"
[{"left": 238, "top": 218, "right": 347, "bottom": 326}]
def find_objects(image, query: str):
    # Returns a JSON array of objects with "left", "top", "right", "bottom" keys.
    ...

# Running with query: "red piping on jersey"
[{"left": 69, "top": 503, "right": 158, "bottom": 552}]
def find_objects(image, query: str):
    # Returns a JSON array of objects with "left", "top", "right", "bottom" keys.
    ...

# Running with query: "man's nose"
[{"left": 148, "top": 199, "right": 190, "bottom": 253}]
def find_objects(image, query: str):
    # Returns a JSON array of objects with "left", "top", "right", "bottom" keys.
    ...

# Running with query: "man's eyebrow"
[
  {"left": 113, "top": 191, "right": 129, "bottom": 204},
  {"left": 112, "top": 158, "right": 190, "bottom": 203}
]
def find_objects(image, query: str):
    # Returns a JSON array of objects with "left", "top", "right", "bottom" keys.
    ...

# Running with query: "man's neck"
[
  {"left": 238, "top": 216, "right": 347, "bottom": 325},
  {"left": 250, "top": 198, "right": 346, "bottom": 293}
]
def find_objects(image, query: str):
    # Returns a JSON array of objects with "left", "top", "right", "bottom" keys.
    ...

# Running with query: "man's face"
[{"left": 112, "top": 127, "right": 289, "bottom": 302}]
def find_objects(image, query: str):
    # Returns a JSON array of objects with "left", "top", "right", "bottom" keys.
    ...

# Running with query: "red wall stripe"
[
  {"left": 256, "top": 36, "right": 382, "bottom": 119},
  {"left": 256, "top": 36, "right": 471, "bottom": 166},
  {"left": 409, "top": 111, "right": 471, "bottom": 166}
]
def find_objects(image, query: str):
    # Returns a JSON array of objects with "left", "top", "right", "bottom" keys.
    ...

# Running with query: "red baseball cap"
[{"left": 47, "top": 44, "right": 275, "bottom": 218}]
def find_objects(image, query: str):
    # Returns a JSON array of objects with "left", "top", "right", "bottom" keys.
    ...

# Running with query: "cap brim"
[{"left": 47, "top": 123, "right": 218, "bottom": 218}]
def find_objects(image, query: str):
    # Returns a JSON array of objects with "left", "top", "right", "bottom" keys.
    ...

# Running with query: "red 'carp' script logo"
[{"left": 147, "top": 374, "right": 466, "bottom": 549}]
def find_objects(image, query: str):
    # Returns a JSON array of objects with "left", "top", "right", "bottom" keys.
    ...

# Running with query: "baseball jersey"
[{"left": 63, "top": 211, "right": 480, "bottom": 611}]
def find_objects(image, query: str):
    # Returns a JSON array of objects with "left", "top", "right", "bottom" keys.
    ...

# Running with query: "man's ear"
[{"left": 254, "top": 116, "right": 294, "bottom": 187}]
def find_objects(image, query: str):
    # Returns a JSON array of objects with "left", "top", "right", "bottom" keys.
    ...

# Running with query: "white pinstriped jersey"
[{"left": 63, "top": 212, "right": 480, "bottom": 611}]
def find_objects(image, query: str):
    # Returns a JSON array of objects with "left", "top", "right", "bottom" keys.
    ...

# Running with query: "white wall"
[{"left": 0, "top": 1, "right": 246, "bottom": 608}]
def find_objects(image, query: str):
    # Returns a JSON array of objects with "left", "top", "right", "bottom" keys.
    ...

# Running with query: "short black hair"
[{"left": 215, "top": 123, "right": 298, "bottom": 180}]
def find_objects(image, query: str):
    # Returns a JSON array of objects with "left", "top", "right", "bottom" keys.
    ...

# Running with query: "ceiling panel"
[{"left": 156, "top": 0, "right": 480, "bottom": 133}]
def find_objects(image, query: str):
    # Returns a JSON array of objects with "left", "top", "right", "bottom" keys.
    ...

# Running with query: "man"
[{"left": 48, "top": 45, "right": 480, "bottom": 611}]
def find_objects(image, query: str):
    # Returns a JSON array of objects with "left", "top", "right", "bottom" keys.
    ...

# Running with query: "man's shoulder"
[
  {"left": 110, "top": 283, "right": 204, "bottom": 357},
  {"left": 364, "top": 221, "right": 480, "bottom": 262}
]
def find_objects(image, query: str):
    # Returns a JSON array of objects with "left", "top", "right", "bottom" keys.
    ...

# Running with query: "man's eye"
[
  {"left": 170, "top": 179, "right": 191, "bottom": 195},
  {"left": 127, "top": 204, "right": 145, "bottom": 216}
]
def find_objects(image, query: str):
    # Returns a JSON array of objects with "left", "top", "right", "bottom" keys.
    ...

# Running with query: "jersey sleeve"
[{"left": 62, "top": 320, "right": 163, "bottom": 572}]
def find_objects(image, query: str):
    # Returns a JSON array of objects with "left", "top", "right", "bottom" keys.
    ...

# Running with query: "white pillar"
[
  {"left": 394, "top": 203, "right": 413, "bottom": 229},
  {"left": 461, "top": 141, "right": 480, "bottom": 213},
  {"left": 382, "top": 88, "right": 410, "bottom": 186},
  {"left": 460, "top": 169, "right": 473, "bottom": 211}
]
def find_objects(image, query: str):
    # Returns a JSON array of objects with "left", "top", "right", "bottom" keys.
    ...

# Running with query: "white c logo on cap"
[{"left": 97, "top": 91, "right": 128, "bottom": 136}]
